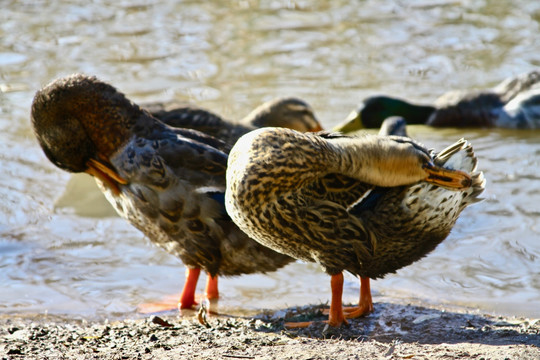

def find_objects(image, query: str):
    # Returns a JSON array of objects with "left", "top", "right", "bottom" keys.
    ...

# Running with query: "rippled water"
[{"left": 1, "top": 0, "right": 539, "bottom": 320}]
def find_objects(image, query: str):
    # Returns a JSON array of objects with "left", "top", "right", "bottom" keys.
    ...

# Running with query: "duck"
[
  {"left": 334, "top": 70, "right": 540, "bottom": 131},
  {"left": 144, "top": 96, "right": 323, "bottom": 145},
  {"left": 31, "top": 74, "right": 303, "bottom": 313},
  {"left": 225, "top": 127, "right": 484, "bottom": 327}
]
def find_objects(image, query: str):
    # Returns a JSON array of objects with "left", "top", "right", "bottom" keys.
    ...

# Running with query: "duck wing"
[
  {"left": 144, "top": 102, "right": 253, "bottom": 145},
  {"left": 492, "top": 70, "right": 540, "bottom": 103}
]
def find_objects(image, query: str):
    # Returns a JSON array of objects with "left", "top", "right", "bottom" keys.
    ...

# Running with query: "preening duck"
[
  {"left": 31, "top": 74, "right": 300, "bottom": 313},
  {"left": 225, "top": 127, "right": 484, "bottom": 327}
]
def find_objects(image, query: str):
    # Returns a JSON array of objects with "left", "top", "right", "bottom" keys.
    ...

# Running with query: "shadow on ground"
[{"left": 256, "top": 302, "right": 539, "bottom": 346}]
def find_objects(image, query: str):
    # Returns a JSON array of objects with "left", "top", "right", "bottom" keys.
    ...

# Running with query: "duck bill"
[
  {"left": 333, "top": 110, "right": 363, "bottom": 133},
  {"left": 422, "top": 163, "right": 472, "bottom": 190},
  {"left": 86, "top": 158, "right": 127, "bottom": 195}
]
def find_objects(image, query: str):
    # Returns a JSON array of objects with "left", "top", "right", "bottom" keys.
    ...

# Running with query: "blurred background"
[{"left": 1, "top": 0, "right": 539, "bottom": 321}]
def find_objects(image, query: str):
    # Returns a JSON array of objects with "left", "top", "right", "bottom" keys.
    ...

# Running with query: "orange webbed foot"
[
  {"left": 285, "top": 273, "right": 349, "bottom": 329},
  {"left": 323, "top": 276, "right": 374, "bottom": 319},
  {"left": 284, "top": 318, "right": 349, "bottom": 329},
  {"left": 343, "top": 303, "right": 373, "bottom": 319},
  {"left": 139, "top": 270, "right": 222, "bottom": 316},
  {"left": 284, "top": 321, "right": 314, "bottom": 329}
]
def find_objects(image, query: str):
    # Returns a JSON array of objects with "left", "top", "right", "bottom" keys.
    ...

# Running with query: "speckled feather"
[
  {"left": 226, "top": 128, "right": 484, "bottom": 278},
  {"left": 31, "top": 74, "right": 293, "bottom": 278}
]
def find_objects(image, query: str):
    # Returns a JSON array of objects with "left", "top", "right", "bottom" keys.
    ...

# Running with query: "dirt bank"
[{"left": 1, "top": 300, "right": 538, "bottom": 359}]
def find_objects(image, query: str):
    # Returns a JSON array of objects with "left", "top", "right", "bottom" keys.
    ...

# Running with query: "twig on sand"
[{"left": 222, "top": 354, "right": 256, "bottom": 359}]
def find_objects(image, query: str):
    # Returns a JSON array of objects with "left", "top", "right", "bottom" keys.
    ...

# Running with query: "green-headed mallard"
[
  {"left": 335, "top": 70, "right": 540, "bottom": 130},
  {"left": 31, "top": 74, "right": 301, "bottom": 313},
  {"left": 144, "top": 97, "right": 322, "bottom": 145},
  {"left": 225, "top": 127, "right": 484, "bottom": 327}
]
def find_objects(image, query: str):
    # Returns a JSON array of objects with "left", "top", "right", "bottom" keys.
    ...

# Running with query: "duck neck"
[
  {"left": 384, "top": 98, "right": 435, "bottom": 125},
  {"left": 326, "top": 135, "right": 428, "bottom": 188},
  {"left": 403, "top": 104, "right": 435, "bottom": 124}
]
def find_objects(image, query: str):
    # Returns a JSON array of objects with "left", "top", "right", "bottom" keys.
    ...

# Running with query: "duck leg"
[
  {"left": 344, "top": 276, "right": 373, "bottom": 318},
  {"left": 285, "top": 273, "right": 348, "bottom": 328},
  {"left": 178, "top": 267, "right": 201, "bottom": 309},
  {"left": 205, "top": 274, "right": 219, "bottom": 300},
  {"left": 327, "top": 272, "right": 348, "bottom": 327},
  {"left": 137, "top": 267, "right": 201, "bottom": 313},
  {"left": 204, "top": 274, "right": 220, "bottom": 315},
  {"left": 322, "top": 276, "right": 373, "bottom": 318}
]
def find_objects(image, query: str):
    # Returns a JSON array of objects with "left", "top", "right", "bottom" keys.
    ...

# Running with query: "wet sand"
[{"left": 2, "top": 300, "right": 538, "bottom": 359}]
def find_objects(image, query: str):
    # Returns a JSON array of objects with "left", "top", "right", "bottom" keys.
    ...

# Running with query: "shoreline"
[{"left": 2, "top": 300, "right": 538, "bottom": 359}]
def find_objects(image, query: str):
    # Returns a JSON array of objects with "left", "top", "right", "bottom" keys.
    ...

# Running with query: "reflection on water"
[{"left": 1, "top": 0, "right": 539, "bottom": 320}]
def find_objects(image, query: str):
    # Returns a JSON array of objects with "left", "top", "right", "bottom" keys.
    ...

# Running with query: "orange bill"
[
  {"left": 86, "top": 158, "right": 127, "bottom": 195},
  {"left": 423, "top": 162, "right": 472, "bottom": 190}
]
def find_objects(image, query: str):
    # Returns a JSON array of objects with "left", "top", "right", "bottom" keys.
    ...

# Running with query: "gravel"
[{"left": 1, "top": 301, "right": 538, "bottom": 359}]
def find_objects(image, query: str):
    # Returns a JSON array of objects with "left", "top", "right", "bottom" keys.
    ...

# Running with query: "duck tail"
[
  {"left": 465, "top": 171, "right": 486, "bottom": 206},
  {"left": 433, "top": 138, "right": 485, "bottom": 204}
]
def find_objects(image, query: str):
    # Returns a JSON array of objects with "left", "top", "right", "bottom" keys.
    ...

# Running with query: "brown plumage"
[
  {"left": 225, "top": 127, "right": 484, "bottom": 327},
  {"left": 30, "top": 74, "right": 296, "bottom": 312}
]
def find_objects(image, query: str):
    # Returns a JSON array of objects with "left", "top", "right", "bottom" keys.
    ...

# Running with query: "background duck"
[
  {"left": 225, "top": 128, "right": 484, "bottom": 327},
  {"left": 31, "top": 74, "right": 301, "bottom": 314},
  {"left": 334, "top": 70, "right": 540, "bottom": 130},
  {"left": 144, "top": 97, "right": 322, "bottom": 145}
]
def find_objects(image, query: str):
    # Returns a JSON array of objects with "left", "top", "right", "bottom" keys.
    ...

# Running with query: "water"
[{"left": 1, "top": 0, "right": 539, "bottom": 321}]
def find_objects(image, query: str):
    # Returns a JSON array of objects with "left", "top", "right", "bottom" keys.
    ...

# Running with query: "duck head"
[
  {"left": 31, "top": 74, "right": 133, "bottom": 193},
  {"left": 334, "top": 96, "right": 435, "bottom": 132},
  {"left": 243, "top": 97, "right": 323, "bottom": 132}
]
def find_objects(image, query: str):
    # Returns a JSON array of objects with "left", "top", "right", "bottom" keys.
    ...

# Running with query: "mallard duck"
[
  {"left": 31, "top": 74, "right": 298, "bottom": 313},
  {"left": 144, "top": 96, "right": 322, "bottom": 145},
  {"left": 225, "top": 127, "right": 484, "bottom": 327},
  {"left": 334, "top": 70, "right": 540, "bottom": 130}
]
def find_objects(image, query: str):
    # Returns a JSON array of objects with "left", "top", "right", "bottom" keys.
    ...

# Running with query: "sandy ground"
[{"left": 1, "top": 299, "right": 538, "bottom": 359}]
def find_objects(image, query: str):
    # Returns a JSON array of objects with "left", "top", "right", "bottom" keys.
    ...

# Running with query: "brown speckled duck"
[
  {"left": 225, "top": 127, "right": 484, "bottom": 327},
  {"left": 335, "top": 70, "right": 540, "bottom": 130},
  {"left": 31, "top": 74, "right": 303, "bottom": 313},
  {"left": 144, "top": 97, "right": 322, "bottom": 145}
]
